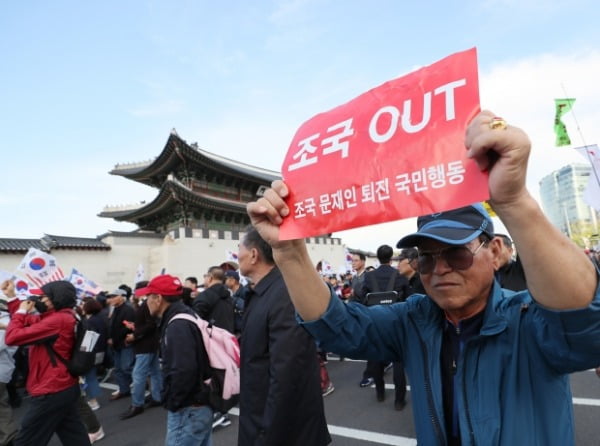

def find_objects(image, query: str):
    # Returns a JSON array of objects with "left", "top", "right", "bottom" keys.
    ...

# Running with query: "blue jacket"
[{"left": 302, "top": 279, "right": 600, "bottom": 445}]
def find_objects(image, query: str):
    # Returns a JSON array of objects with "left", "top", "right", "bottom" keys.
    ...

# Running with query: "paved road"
[{"left": 13, "top": 358, "right": 600, "bottom": 445}]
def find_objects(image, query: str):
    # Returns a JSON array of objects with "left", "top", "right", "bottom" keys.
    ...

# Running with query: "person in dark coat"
[
  {"left": 120, "top": 292, "right": 163, "bottom": 420},
  {"left": 193, "top": 266, "right": 234, "bottom": 334},
  {"left": 81, "top": 298, "right": 107, "bottom": 411},
  {"left": 360, "top": 244, "right": 411, "bottom": 408},
  {"left": 138, "top": 274, "right": 213, "bottom": 446},
  {"left": 397, "top": 247, "right": 426, "bottom": 295},
  {"left": 106, "top": 289, "right": 135, "bottom": 400},
  {"left": 494, "top": 233, "right": 527, "bottom": 291},
  {"left": 237, "top": 226, "right": 330, "bottom": 446}
]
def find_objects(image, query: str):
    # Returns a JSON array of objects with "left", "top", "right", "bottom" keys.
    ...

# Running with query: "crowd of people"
[{"left": 0, "top": 111, "right": 598, "bottom": 445}]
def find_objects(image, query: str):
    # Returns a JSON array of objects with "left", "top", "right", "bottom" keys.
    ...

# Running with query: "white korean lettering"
[
  {"left": 322, "top": 119, "right": 354, "bottom": 159},
  {"left": 447, "top": 160, "right": 466, "bottom": 184},
  {"left": 304, "top": 197, "right": 317, "bottom": 216},
  {"left": 412, "top": 169, "right": 428, "bottom": 192},
  {"left": 394, "top": 173, "right": 411, "bottom": 195},
  {"left": 343, "top": 187, "right": 358, "bottom": 208},
  {"left": 331, "top": 190, "right": 344, "bottom": 210},
  {"left": 319, "top": 194, "right": 332, "bottom": 214},
  {"left": 288, "top": 134, "right": 320, "bottom": 171},
  {"left": 361, "top": 182, "right": 375, "bottom": 203},
  {"left": 293, "top": 201, "right": 306, "bottom": 218},
  {"left": 427, "top": 165, "right": 446, "bottom": 188},
  {"left": 375, "top": 178, "right": 390, "bottom": 200}
]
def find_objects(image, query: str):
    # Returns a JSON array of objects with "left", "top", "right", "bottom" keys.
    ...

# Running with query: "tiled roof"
[
  {"left": 110, "top": 133, "right": 280, "bottom": 186},
  {"left": 42, "top": 235, "right": 111, "bottom": 250},
  {"left": 0, "top": 238, "right": 46, "bottom": 253},
  {"left": 0, "top": 235, "right": 110, "bottom": 253}
]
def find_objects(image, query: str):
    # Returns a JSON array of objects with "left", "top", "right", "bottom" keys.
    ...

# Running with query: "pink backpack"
[{"left": 169, "top": 313, "right": 240, "bottom": 411}]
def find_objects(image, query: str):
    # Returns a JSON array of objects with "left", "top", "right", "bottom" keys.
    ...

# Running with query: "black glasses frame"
[{"left": 417, "top": 240, "right": 487, "bottom": 274}]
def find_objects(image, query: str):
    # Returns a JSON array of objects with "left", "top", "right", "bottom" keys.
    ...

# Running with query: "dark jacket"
[
  {"left": 361, "top": 264, "right": 410, "bottom": 303},
  {"left": 109, "top": 303, "right": 135, "bottom": 350},
  {"left": 239, "top": 267, "right": 330, "bottom": 446},
  {"left": 495, "top": 256, "right": 527, "bottom": 291},
  {"left": 6, "top": 308, "right": 78, "bottom": 396},
  {"left": 408, "top": 273, "right": 426, "bottom": 295},
  {"left": 193, "top": 283, "right": 234, "bottom": 334},
  {"left": 86, "top": 313, "right": 107, "bottom": 354},
  {"left": 350, "top": 270, "right": 367, "bottom": 301},
  {"left": 159, "top": 301, "right": 210, "bottom": 412},
  {"left": 131, "top": 300, "right": 160, "bottom": 355}
]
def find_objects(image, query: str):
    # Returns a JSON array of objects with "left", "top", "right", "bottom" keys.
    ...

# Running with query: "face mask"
[{"left": 34, "top": 300, "right": 48, "bottom": 314}]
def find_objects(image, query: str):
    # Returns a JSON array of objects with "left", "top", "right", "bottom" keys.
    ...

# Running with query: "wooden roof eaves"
[
  {"left": 99, "top": 179, "right": 246, "bottom": 222},
  {"left": 110, "top": 133, "right": 280, "bottom": 186}
]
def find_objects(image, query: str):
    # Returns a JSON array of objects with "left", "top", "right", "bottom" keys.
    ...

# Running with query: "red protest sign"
[{"left": 280, "top": 47, "right": 486, "bottom": 240}]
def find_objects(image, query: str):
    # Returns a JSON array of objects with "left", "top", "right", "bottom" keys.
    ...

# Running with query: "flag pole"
[{"left": 560, "top": 84, "right": 600, "bottom": 188}]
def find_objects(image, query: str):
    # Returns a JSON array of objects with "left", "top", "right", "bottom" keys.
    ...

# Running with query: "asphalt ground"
[{"left": 10, "top": 358, "right": 600, "bottom": 445}]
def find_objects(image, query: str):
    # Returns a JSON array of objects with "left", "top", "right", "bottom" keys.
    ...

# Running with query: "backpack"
[
  {"left": 45, "top": 313, "right": 98, "bottom": 377},
  {"left": 364, "top": 270, "right": 400, "bottom": 306},
  {"left": 168, "top": 312, "right": 241, "bottom": 413}
]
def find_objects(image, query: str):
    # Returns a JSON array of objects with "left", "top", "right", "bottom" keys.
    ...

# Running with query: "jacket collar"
[
  {"left": 413, "top": 279, "right": 507, "bottom": 337},
  {"left": 247, "top": 266, "right": 280, "bottom": 300}
]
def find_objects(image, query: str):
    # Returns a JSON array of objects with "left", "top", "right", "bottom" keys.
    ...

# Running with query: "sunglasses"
[{"left": 417, "top": 241, "right": 486, "bottom": 274}]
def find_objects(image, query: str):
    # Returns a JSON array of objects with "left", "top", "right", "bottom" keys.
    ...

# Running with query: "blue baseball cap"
[
  {"left": 224, "top": 270, "right": 240, "bottom": 281},
  {"left": 397, "top": 203, "right": 494, "bottom": 248}
]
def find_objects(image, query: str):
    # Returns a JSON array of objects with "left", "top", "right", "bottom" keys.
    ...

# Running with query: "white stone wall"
[{"left": 0, "top": 232, "right": 351, "bottom": 291}]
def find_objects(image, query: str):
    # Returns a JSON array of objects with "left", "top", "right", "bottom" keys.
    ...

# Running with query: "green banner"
[{"left": 554, "top": 98, "right": 575, "bottom": 146}]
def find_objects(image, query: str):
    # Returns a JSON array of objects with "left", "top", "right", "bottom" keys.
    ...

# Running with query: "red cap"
[
  {"left": 134, "top": 274, "right": 183, "bottom": 297},
  {"left": 29, "top": 288, "right": 44, "bottom": 296}
]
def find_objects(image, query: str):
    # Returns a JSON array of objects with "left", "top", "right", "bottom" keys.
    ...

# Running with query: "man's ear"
[
  {"left": 488, "top": 238, "right": 503, "bottom": 271},
  {"left": 250, "top": 247, "right": 259, "bottom": 264}
]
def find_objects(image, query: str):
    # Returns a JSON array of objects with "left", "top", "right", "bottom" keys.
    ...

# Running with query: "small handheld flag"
[
  {"left": 554, "top": 98, "right": 575, "bottom": 146},
  {"left": 16, "top": 248, "right": 65, "bottom": 287}
]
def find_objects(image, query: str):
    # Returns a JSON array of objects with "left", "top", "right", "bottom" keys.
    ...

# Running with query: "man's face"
[
  {"left": 106, "top": 295, "right": 121, "bottom": 307},
  {"left": 418, "top": 238, "right": 499, "bottom": 320},
  {"left": 146, "top": 293, "right": 161, "bottom": 316},
  {"left": 40, "top": 295, "right": 54, "bottom": 311},
  {"left": 224, "top": 277, "right": 235, "bottom": 290},
  {"left": 184, "top": 279, "right": 196, "bottom": 290},
  {"left": 397, "top": 258, "right": 414, "bottom": 277},
  {"left": 202, "top": 273, "right": 211, "bottom": 288},
  {"left": 351, "top": 255, "right": 365, "bottom": 272}
]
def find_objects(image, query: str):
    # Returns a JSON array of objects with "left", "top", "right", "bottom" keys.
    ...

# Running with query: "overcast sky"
[{"left": 2, "top": 0, "right": 599, "bottom": 251}]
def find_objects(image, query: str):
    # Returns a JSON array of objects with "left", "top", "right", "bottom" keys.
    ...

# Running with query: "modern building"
[
  {"left": 539, "top": 163, "right": 600, "bottom": 238},
  {"left": 0, "top": 131, "right": 349, "bottom": 290}
]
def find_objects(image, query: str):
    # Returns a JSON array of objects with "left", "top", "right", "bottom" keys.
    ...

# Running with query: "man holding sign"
[{"left": 246, "top": 110, "right": 600, "bottom": 445}]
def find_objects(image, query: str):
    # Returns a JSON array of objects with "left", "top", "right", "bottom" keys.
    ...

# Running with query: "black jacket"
[
  {"left": 495, "top": 256, "right": 527, "bottom": 291},
  {"left": 193, "top": 283, "right": 234, "bottom": 334},
  {"left": 159, "top": 301, "right": 210, "bottom": 412},
  {"left": 108, "top": 303, "right": 135, "bottom": 350},
  {"left": 131, "top": 300, "right": 160, "bottom": 355},
  {"left": 238, "top": 267, "right": 330, "bottom": 446},
  {"left": 361, "top": 264, "right": 410, "bottom": 303},
  {"left": 86, "top": 313, "right": 107, "bottom": 354}
]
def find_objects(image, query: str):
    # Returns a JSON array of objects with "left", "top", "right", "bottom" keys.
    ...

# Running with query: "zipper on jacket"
[
  {"left": 408, "top": 314, "right": 445, "bottom": 445},
  {"left": 461, "top": 341, "right": 476, "bottom": 445}
]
